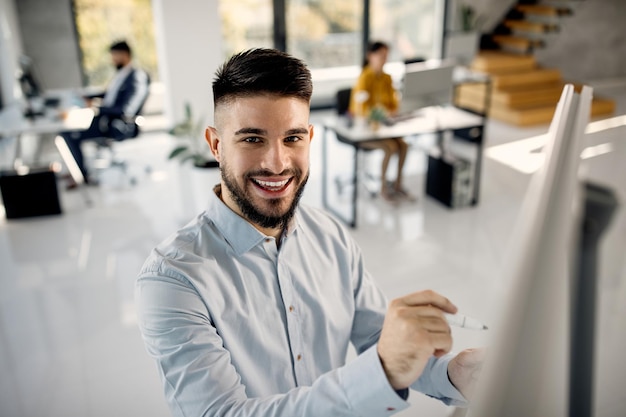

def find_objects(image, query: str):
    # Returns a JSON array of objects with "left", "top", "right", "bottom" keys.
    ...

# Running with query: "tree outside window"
[{"left": 73, "top": 0, "right": 159, "bottom": 87}]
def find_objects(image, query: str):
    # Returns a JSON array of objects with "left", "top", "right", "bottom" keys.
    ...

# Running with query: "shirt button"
[
  {"left": 386, "top": 407, "right": 395, "bottom": 411},
  {"left": 296, "top": 354, "right": 302, "bottom": 361},
  {"left": 289, "top": 305, "right": 294, "bottom": 312},
  {"left": 265, "top": 238, "right": 271, "bottom": 243}
]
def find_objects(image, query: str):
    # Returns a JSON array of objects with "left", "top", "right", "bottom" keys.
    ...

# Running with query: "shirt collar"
[{"left": 204, "top": 184, "right": 300, "bottom": 255}]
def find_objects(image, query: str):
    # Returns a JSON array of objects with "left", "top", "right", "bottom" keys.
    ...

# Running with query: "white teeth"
[{"left": 255, "top": 179, "right": 289, "bottom": 188}]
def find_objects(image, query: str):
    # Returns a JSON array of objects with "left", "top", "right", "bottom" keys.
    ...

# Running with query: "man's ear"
[{"left": 205, "top": 127, "right": 221, "bottom": 162}]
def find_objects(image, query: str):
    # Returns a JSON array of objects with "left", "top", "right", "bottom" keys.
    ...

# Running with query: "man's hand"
[
  {"left": 377, "top": 290, "right": 458, "bottom": 390},
  {"left": 447, "top": 347, "right": 487, "bottom": 400}
]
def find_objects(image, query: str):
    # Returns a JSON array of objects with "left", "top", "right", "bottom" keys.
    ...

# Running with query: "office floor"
[{"left": 1, "top": 82, "right": 625, "bottom": 417}]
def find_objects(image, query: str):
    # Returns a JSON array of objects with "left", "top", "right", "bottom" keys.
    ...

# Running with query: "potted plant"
[
  {"left": 444, "top": 2, "right": 485, "bottom": 66},
  {"left": 459, "top": 3, "right": 485, "bottom": 33},
  {"left": 167, "top": 102, "right": 219, "bottom": 168},
  {"left": 368, "top": 105, "right": 387, "bottom": 131}
]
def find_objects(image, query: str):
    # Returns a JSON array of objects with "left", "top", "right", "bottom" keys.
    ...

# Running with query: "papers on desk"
[
  {"left": 0, "top": 104, "right": 95, "bottom": 137},
  {"left": 63, "top": 107, "right": 95, "bottom": 128},
  {"left": 329, "top": 105, "right": 483, "bottom": 143},
  {"left": 386, "top": 109, "right": 424, "bottom": 124}
]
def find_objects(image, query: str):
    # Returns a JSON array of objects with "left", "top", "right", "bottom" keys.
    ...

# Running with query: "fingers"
[
  {"left": 377, "top": 290, "right": 457, "bottom": 389},
  {"left": 392, "top": 305, "right": 451, "bottom": 332},
  {"left": 395, "top": 289, "right": 458, "bottom": 314}
]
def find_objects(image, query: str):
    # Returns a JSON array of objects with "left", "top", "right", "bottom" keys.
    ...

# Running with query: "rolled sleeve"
[{"left": 339, "top": 345, "right": 409, "bottom": 416}]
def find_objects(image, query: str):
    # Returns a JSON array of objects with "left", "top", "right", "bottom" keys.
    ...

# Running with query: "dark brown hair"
[{"left": 213, "top": 48, "right": 312, "bottom": 108}]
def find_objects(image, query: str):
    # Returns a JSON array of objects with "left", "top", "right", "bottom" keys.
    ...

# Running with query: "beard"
[{"left": 220, "top": 162, "right": 309, "bottom": 230}]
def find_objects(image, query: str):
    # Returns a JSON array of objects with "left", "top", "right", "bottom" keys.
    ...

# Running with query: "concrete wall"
[
  {"left": 466, "top": 0, "right": 626, "bottom": 81},
  {"left": 534, "top": 0, "right": 626, "bottom": 82},
  {"left": 15, "top": 0, "right": 83, "bottom": 89}
]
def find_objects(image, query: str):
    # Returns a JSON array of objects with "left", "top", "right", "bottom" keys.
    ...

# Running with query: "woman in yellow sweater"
[{"left": 349, "top": 41, "right": 413, "bottom": 202}]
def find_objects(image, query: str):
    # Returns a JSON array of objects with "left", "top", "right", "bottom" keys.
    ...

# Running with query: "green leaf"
[
  {"left": 168, "top": 145, "right": 189, "bottom": 159},
  {"left": 185, "top": 102, "right": 192, "bottom": 122}
]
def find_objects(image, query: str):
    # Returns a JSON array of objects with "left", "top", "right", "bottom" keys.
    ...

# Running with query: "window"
[
  {"left": 370, "top": 0, "right": 443, "bottom": 63},
  {"left": 219, "top": 0, "right": 273, "bottom": 60},
  {"left": 73, "top": 0, "right": 445, "bottom": 87},
  {"left": 73, "top": 0, "right": 159, "bottom": 87},
  {"left": 286, "top": 0, "right": 362, "bottom": 69}
]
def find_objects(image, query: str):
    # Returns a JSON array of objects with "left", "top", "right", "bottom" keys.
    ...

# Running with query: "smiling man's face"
[{"left": 206, "top": 94, "right": 314, "bottom": 234}]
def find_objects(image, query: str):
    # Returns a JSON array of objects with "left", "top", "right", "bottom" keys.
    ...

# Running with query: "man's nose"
[{"left": 261, "top": 143, "right": 288, "bottom": 173}]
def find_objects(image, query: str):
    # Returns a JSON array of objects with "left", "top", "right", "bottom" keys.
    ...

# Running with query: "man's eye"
[
  {"left": 285, "top": 136, "right": 301, "bottom": 143},
  {"left": 243, "top": 137, "right": 261, "bottom": 143}
]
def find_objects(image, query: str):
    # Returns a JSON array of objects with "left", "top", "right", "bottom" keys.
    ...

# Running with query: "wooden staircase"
[{"left": 455, "top": 1, "right": 616, "bottom": 126}]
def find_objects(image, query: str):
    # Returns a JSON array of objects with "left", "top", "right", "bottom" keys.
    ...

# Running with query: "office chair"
[
  {"left": 333, "top": 88, "right": 380, "bottom": 198},
  {"left": 92, "top": 72, "right": 152, "bottom": 186}
]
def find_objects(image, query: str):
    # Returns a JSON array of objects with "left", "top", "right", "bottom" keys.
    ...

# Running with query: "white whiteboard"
[{"left": 468, "top": 85, "right": 593, "bottom": 416}]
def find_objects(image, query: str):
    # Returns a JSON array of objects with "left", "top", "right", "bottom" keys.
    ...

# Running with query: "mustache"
[{"left": 245, "top": 168, "right": 301, "bottom": 178}]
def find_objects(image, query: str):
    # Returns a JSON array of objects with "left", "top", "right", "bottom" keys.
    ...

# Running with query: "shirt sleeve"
[
  {"left": 346, "top": 237, "right": 468, "bottom": 408},
  {"left": 135, "top": 271, "right": 410, "bottom": 417},
  {"left": 383, "top": 74, "right": 399, "bottom": 114},
  {"left": 123, "top": 69, "right": 149, "bottom": 117},
  {"left": 411, "top": 354, "right": 468, "bottom": 407},
  {"left": 349, "top": 71, "right": 370, "bottom": 116},
  {"left": 99, "top": 69, "right": 149, "bottom": 118}
]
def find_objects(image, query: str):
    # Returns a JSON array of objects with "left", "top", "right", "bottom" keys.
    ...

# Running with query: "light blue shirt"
[{"left": 135, "top": 186, "right": 466, "bottom": 417}]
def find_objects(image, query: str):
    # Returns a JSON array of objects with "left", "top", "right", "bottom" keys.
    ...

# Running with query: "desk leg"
[
  {"left": 472, "top": 129, "right": 484, "bottom": 206},
  {"left": 54, "top": 135, "right": 92, "bottom": 204},
  {"left": 321, "top": 127, "right": 358, "bottom": 228},
  {"left": 350, "top": 146, "right": 358, "bottom": 228}
]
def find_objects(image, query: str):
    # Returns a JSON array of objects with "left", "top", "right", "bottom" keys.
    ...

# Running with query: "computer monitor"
[
  {"left": 400, "top": 59, "right": 455, "bottom": 113},
  {"left": 467, "top": 85, "right": 593, "bottom": 416}
]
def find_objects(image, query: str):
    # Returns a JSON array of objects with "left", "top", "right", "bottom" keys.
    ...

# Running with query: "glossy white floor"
[{"left": 1, "top": 83, "right": 625, "bottom": 417}]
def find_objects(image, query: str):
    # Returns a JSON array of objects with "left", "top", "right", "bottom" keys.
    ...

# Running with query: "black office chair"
[
  {"left": 93, "top": 72, "right": 152, "bottom": 185},
  {"left": 333, "top": 88, "right": 380, "bottom": 198}
]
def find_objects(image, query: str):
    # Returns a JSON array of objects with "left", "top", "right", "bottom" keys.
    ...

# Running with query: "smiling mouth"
[{"left": 251, "top": 178, "right": 293, "bottom": 192}]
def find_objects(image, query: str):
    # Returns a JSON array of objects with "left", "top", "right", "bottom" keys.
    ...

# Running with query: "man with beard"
[{"left": 135, "top": 48, "right": 482, "bottom": 417}]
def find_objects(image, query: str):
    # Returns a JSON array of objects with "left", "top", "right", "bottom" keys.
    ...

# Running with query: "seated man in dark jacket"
[{"left": 62, "top": 40, "right": 149, "bottom": 186}]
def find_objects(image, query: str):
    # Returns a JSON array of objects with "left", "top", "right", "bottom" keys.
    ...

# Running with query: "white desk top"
[
  {"left": 324, "top": 105, "right": 484, "bottom": 143},
  {"left": 0, "top": 103, "right": 94, "bottom": 137}
]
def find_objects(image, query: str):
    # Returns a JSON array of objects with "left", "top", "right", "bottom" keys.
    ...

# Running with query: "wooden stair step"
[
  {"left": 590, "top": 98, "right": 616, "bottom": 116},
  {"left": 504, "top": 19, "right": 556, "bottom": 34},
  {"left": 488, "top": 98, "right": 616, "bottom": 126},
  {"left": 470, "top": 52, "right": 536, "bottom": 74},
  {"left": 492, "top": 86, "right": 564, "bottom": 109},
  {"left": 492, "top": 35, "right": 545, "bottom": 52},
  {"left": 490, "top": 68, "right": 562, "bottom": 89},
  {"left": 454, "top": 84, "right": 489, "bottom": 113},
  {"left": 454, "top": 81, "right": 562, "bottom": 109},
  {"left": 516, "top": 4, "right": 571, "bottom": 17},
  {"left": 454, "top": 82, "right": 564, "bottom": 113}
]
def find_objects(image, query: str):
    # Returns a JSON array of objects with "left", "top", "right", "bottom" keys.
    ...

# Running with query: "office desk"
[
  {"left": 321, "top": 105, "right": 485, "bottom": 227},
  {"left": 0, "top": 101, "right": 94, "bottom": 184}
]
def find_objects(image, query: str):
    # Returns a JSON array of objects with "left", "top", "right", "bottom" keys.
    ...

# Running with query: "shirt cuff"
[
  {"left": 338, "top": 344, "right": 409, "bottom": 416},
  {"left": 422, "top": 353, "right": 468, "bottom": 407}
]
